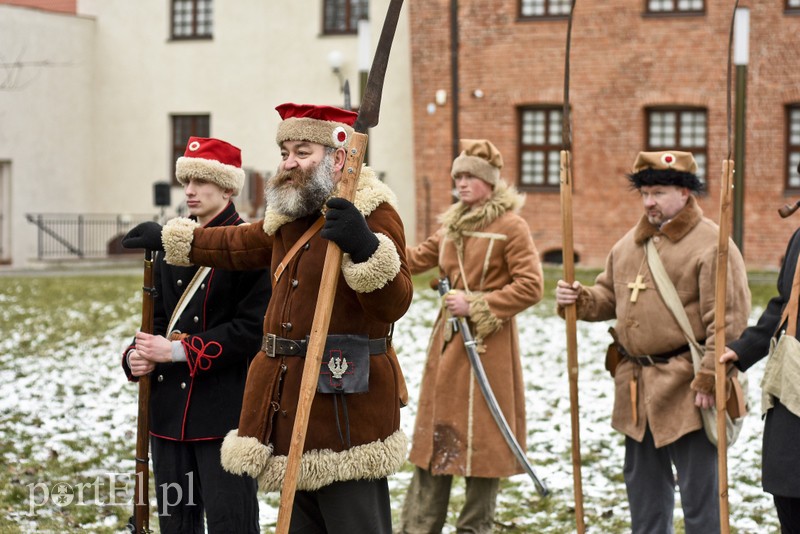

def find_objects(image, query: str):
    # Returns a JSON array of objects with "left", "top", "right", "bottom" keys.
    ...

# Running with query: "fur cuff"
[
  {"left": 341, "top": 233, "right": 401, "bottom": 293},
  {"left": 691, "top": 370, "right": 716, "bottom": 395},
  {"left": 220, "top": 429, "right": 273, "bottom": 479},
  {"left": 257, "top": 430, "right": 408, "bottom": 493},
  {"left": 162, "top": 217, "right": 200, "bottom": 266},
  {"left": 467, "top": 294, "right": 504, "bottom": 340}
]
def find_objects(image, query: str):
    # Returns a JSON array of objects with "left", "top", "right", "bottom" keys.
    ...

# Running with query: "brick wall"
[
  {"left": 0, "top": 0, "right": 76, "bottom": 14},
  {"left": 410, "top": 0, "right": 800, "bottom": 270}
]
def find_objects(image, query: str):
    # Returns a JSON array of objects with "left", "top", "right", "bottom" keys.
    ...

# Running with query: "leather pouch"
[{"left": 316, "top": 334, "right": 370, "bottom": 394}]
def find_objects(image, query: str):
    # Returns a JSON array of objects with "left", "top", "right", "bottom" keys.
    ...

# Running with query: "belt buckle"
[{"left": 263, "top": 333, "right": 277, "bottom": 358}]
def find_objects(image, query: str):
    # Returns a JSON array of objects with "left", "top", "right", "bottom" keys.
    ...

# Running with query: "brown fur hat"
[{"left": 451, "top": 139, "right": 504, "bottom": 186}]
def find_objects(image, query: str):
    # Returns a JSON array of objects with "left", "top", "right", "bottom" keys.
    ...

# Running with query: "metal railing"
[{"left": 25, "top": 213, "right": 160, "bottom": 260}]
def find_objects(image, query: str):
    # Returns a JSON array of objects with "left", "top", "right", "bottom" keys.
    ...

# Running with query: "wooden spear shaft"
[
  {"left": 714, "top": 159, "right": 734, "bottom": 533},
  {"left": 275, "top": 133, "right": 368, "bottom": 534},
  {"left": 560, "top": 149, "right": 586, "bottom": 533}
]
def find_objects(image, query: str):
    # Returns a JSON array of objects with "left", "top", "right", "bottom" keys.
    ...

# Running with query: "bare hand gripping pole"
[
  {"left": 274, "top": 2, "right": 404, "bottom": 532},
  {"left": 438, "top": 277, "right": 549, "bottom": 497}
]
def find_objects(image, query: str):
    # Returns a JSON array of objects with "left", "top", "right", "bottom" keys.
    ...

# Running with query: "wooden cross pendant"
[{"left": 627, "top": 274, "right": 647, "bottom": 303}]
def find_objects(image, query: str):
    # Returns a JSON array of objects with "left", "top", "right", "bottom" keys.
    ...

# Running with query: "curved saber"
[{"left": 457, "top": 317, "right": 549, "bottom": 497}]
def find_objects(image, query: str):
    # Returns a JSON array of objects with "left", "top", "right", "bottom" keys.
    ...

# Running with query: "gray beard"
[{"left": 265, "top": 156, "right": 335, "bottom": 218}]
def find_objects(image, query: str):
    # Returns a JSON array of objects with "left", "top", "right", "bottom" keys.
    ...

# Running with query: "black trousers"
[
  {"left": 775, "top": 495, "right": 800, "bottom": 534},
  {"left": 151, "top": 436, "right": 259, "bottom": 534},
  {"left": 289, "top": 478, "right": 392, "bottom": 533}
]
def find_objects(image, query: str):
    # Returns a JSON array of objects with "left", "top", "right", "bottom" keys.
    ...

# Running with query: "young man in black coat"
[
  {"left": 720, "top": 161, "right": 800, "bottom": 533},
  {"left": 123, "top": 137, "right": 271, "bottom": 533}
]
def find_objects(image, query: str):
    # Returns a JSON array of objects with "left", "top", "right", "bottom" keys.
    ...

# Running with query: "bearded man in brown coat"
[
  {"left": 556, "top": 151, "right": 750, "bottom": 534},
  {"left": 399, "top": 139, "right": 544, "bottom": 534},
  {"left": 123, "top": 103, "right": 413, "bottom": 533}
]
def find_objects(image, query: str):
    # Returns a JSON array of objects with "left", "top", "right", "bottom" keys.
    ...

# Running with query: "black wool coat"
[
  {"left": 728, "top": 227, "right": 800, "bottom": 498},
  {"left": 123, "top": 202, "right": 271, "bottom": 441}
]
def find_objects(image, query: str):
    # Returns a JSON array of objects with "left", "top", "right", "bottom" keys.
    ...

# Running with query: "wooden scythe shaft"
[
  {"left": 133, "top": 250, "right": 156, "bottom": 534},
  {"left": 715, "top": 159, "right": 734, "bottom": 533},
  {"left": 275, "top": 133, "right": 368, "bottom": 534},
  {"left": 560, "top": 150, "right": 586, "bottom": 533}
]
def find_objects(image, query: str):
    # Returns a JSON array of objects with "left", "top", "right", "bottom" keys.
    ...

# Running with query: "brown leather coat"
[
  {"left": 406, "top": 183, "right": 543, "bottom": 477},
  {"left": 560, "top": 196, "right": 750, "bottom": 447},
  {"left": 161, "top": 169, "right": 414, "bottom": 491}
]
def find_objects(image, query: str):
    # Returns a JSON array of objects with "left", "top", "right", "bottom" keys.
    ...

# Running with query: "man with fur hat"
[
  {"left": 399, "top": 139, "right": 544, "bottom": 533},
  {"left": 123, "top": 103, "right": 413, "bottom": 532},
  {"left": 555, "top": 151, "right": 750, "bottom": 533},
  {"left": 718, "top": 160, "right": 800, "bottom": 533},
  {"left": 122, "top": 136, "right": 271, "bottom": 533}
]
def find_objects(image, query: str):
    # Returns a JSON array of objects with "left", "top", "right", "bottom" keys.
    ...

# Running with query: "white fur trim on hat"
[
  {"left": 176, "top": 157, "right": 246, "bottom": 196},
  {"left": 451, "top": 154, "right": 501, "bottom": 185},
  {"left": 276, "top": 117, "right": 355, "bottom": 148}
]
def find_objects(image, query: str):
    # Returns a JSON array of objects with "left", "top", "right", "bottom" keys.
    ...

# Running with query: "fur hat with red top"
[
  {"left": 628, "top": 150, "right": 703, "bottom": 192},
  {"left": 175, "top": 136, "right": 246, "bottom": 196},
  {"left": 451, "top": 138, "right": 504, "bottom": 186},
  {"left": 275, "top": 103, "right": 357, "bottom": 149}
]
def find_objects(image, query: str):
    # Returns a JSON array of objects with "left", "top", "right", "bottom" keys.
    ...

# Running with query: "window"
[
  {"left": 788, "top": 0, "right": 800, "bottom": 10},
  {"left": 171, "top": 0, "right": 213, "bottom": 39},
  {"left": 646, "top": 108, "right": 707, "bottom": 184},
  {"left": 519, "top": 0, "right": 572, "bottom": 18},
  {"left": 646, "top": 0, "right": 704, "bottom": 14},
  {"left": 518, "top": 106, "right": 563, "bottom": 190},
  {"left": 787, "top": 105, "right": 800, "bottom": 190},
  {"left": 323, "top": 0, "right": 368, "bottom": 35},
  {"left": 171, "top": 115, "right": 210, "bottom": 185}
]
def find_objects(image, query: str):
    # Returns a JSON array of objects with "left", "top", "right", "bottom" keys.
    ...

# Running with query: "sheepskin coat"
[
  {"left": 559, "top": 196, "right": 750, "bottom": 447},
  {"left": 122, "top": 202, "right": 271, "bottom": 441},
  {"left": 405, "top": 182, "right": 543, "bottom": 477},
  {"left": 728, "top": 227, "right": 800, "bottom": 498},
  {"left": 159, "top": 168, "right": 414, "bottom": 492}
]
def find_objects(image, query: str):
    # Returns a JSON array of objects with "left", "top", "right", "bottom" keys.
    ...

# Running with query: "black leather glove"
[
  {"left": 122, "top": 221, "right": 164, "bottom": 251},
  {"left": 322, "top": 198, "right": 379, "bottom": 263}
]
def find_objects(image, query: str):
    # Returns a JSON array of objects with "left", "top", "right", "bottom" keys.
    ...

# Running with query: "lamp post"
[{"left": 733, "top": 7, "right": 749, "bottom": 251}]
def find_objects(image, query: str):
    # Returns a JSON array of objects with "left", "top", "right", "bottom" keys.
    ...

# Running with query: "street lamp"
[{"left": 733, "top": 7, "right": 749, "bottom": 251}]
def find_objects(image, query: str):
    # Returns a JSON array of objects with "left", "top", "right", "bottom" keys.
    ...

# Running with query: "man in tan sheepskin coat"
[
  {"left": 399, "top": 139, "right": 544, "bottom": 534},
  {"left": 123, "top": 103, "right": 413, "bottom": 533},
  {"left": 555, "top": 150, "right": 750, "bottom": 534}
]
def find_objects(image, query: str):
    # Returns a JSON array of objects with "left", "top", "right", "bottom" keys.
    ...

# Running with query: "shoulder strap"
[
  {"left": 645, "top": 240, "right": 703, "bottom": 371},
  {"left": 167, "top": 265, "right": 212, "bottom": 334},
  {"left": 779, "top": 251, "right": 800, "bottom": 337},
  {"left": 273, "top": 216, "right": 324, "bottom": 284}
]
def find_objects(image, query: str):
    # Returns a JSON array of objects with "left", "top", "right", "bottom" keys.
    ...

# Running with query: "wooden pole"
[
  {"left": 560, "top": 149, "right": 585, "bottom": 533},
  {"left": 714, "top": 159, "right": 734, "bottom": 533},
  {"left": 275, "top": 133, "right": 368, "bottom": 534}
]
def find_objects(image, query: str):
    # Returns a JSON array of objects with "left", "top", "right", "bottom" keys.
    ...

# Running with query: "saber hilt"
[{"left": 437, "top": 276, "right": 460, "bottom": 333}]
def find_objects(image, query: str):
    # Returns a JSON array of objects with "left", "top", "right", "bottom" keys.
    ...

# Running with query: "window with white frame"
[
  {"left": 171, "top": 0, "right": 213, "bottom": 39},
  {"left": 788, "top": 0, "right": 800, "bottom": 10},
  {"left": 646, "top": 108, "right": 707, "bottom": 184},
  {"left": 520, "top": 0, "right": 572, "bottom": 17},
  {"left": 518, "top": 106, "right": 563, "bottom": 189},
  {"left": 646, "top": 0, "right": 704, "bottom": 14}
]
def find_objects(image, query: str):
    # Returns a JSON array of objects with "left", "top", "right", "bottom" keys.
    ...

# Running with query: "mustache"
[{"left": 271, "top": 166, "right": 310, "bottom": 187}]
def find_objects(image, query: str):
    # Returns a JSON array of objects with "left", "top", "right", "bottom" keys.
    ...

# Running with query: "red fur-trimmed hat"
[
  {"left": 275, "top": 103, "right": 357, "bottom": 149},
  {"left": 175, "top": 137, "right": 245, "bottom": 196}
]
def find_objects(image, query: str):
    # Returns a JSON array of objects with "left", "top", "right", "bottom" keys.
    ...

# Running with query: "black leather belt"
[
  {"left": 626, "top": 342, "right": 701, "bottom": 366},
  {"left": 261, "top": 333, "right": 388, "bottom": 358}
]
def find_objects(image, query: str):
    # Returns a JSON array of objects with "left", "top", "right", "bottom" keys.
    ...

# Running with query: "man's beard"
[{"left": 265, "top": 155, "right": 335, "bottom": 218}]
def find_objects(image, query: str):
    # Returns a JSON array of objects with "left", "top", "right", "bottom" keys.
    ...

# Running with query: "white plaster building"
[{"left": 0, "top": 0, "right": 413, "bottom": 267}]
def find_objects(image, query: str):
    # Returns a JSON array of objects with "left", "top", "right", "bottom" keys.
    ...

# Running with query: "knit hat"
[
  {"left": 628, "top": 150, "right": 703, "bottom": 192},
  {"left": 450, "top": 139, "right": 504, "bottom": 186},
  {"left": 175, "top": 137, "right": 245, "bottom": 196},
  {"left": 275, "top": 103, "right": 357, "bottom": 149}
]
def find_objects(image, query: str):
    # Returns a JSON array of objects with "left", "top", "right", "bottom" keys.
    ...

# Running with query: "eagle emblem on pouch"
[{"left": 328, "top": 354, "right": 349, "bottom": 379}]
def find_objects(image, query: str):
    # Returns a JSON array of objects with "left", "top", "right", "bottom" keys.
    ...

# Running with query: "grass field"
[{"left": 0, "top": 265, "right": 784, "bottom": 533}]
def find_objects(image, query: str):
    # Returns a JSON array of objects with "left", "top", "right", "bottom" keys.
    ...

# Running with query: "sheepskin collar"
[
  {"left": 634, "top": 195, "right": 703, "bottom": 245},
  {"left": 261, "top": 166, "right": 396, "bottom": 235},
  {"left": 439, "top": 181, "right": 525, "bottom": 241}
]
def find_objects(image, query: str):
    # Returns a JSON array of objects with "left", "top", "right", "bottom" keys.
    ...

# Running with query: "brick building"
[{"left": 409, "top": 0, "right": 800, "bottom": 269}]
